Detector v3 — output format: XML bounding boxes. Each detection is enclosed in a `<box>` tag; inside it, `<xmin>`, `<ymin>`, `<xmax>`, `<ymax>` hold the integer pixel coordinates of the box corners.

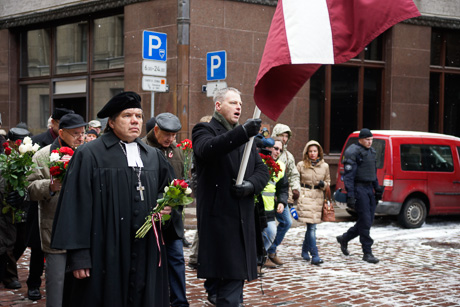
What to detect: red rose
<box><xmin>176</xmin><ymin>144</ymin><xmax>181</xmax><ymax>148</ymax></box>
<box><xmin>2</xmin><ymin>142</ymin><xmax>9</xmax><ymax>149</ymax></box>
<box><xmin>4</xmin><ymin>147</ymin><xmax>11</xmax><ymax>155</ymax></box>
<box><xmin>52</xmin><ymin>150</ymin><xmax>59</xmax><ymax>154</ymax></box>
<box><xmin>64</xmin><ymin>161</ymin><xmax>69</xmax><ymax>169</ymax></box>
<box><xmin>50</xmin><ymin>166</ymin><xmax>62</xmax><ymax>176</ymax></box>
<box><xmin>15</xmin><ymin>139</ymin><xmax>22</xmax><ymax>146</ymax></box>
<box><xmin>179</xmin><ymin>180</ymin><xmax>188</xmax><ymax>189</ymax></box>
<box><xmin>59</xmin><ymin>147</ymin><xmax>74</xmax><ymax>156</ymax></box>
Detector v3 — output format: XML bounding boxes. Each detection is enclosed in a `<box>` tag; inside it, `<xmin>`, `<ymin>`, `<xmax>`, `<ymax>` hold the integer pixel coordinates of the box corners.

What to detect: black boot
<box><xmin>182</xmin><ymin>237</ymin><xmax>191</xmax><ymax>248</ymax></box>
<box><xmin>336</xmin><ymin>235</ymin><xmax>349</xmax><ymax>256</ymax></box>
<box><xmin>363</xmin><ymin>253</ymin><xmax>379</xmax><ymax>264</ymax></box>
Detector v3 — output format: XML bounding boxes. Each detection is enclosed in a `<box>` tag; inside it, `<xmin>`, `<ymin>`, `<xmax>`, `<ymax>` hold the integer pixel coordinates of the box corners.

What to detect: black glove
<box><xmin>347</xmin><ymin>197</ymin><xmax>356</xmax><ymax>209</ymax></box>
<box><xmin>292</xmin><ymin>189</ymin><xmax>300</xmax><ymax>201</ymax></box>
<box><xmin>231</xmin><ymin>180</ymin><xmax>255</xmax><ymax>199</ymax></box>
<box><xmin>5</xmin><ymin>191</ymin><xmax>25</xmax><ymax>208</ymax></box>
<box><xmin>242</xmin><ymin>119</ymin><xmax>262</xmax><ymax>138</ymax></box>
<box><xmin>318</xmin><ymin>180</ymin><xmax>325</xmax><ymax>188</ymax></box>
<box><xmin>374</xmin><ymin>186</ymin><xmax>384</xmax><ymax>201</ymax></box>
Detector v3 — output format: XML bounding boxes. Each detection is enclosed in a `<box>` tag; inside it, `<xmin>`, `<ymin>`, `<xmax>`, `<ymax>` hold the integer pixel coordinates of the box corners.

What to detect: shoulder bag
<box><xmin>321</xmin><ymin>185</ymin><xmax>336</xmax><ymax>222</ymax></box>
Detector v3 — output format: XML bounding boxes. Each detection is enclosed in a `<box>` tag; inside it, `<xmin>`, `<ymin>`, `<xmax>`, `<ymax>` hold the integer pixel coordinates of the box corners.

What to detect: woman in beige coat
<box><xmin>297</xmin><ymin>140</ymin><xmax>330</xmax><ymax>265</ymax></box>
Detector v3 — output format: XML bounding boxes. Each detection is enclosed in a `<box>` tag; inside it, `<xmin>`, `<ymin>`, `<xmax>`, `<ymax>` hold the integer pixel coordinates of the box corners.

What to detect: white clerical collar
<box><xmin>120</xmin><ymin>141</ymin><xmax>144</xmax><ymax>167</ymax></box>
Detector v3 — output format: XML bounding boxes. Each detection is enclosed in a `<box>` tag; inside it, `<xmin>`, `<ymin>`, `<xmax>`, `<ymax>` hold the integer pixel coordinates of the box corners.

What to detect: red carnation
<box><xmin>50</xmin><ymin>166</ymin><xmax>62</xmax><ymax>176</ymax></box>
<box><xmin>2</xmin><ymin>142</ymin><xmax>9</xmax><ymax>149</ymax></box>
<box><xmin>52</xmin><ymin>150</ymin><xmax>59</xmax><ymax>154</ymax></box>
<box><xmin>59</xmin><ymin>147</ymin><xmax>74</xmax><ymax>156</ymax></box>
<box><xmin>64</xmin><ymin>161</ymin><xmax>69</xmax><ymax>169</ymax></box>
<box><xmin>4</xmin><ymin>147</ymin><xmax>11</xmax><ymax>155</ymax></box>
<box><xmin>15</xmin><ymin>139</ymin><xmax>22</xmax><ymax>146</ymax></box>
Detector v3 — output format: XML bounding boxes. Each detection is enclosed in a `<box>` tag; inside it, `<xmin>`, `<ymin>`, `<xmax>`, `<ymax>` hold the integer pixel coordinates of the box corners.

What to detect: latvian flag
<box><xmin>254</xmin><ymin>0</ymin><xmax>421</xmax><ymax>121</ymax></box>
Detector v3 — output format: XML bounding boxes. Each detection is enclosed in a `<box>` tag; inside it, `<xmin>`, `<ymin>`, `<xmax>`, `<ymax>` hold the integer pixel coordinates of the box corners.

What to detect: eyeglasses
<box><xmin>273</xmin><ymin>147</ymin><xmax>283</xmax><ymax>152</ymax></box>
<box><xmin>64</xmin><ymin>130</ymin><xmax>85</xmax><ymax>139</ymax></box>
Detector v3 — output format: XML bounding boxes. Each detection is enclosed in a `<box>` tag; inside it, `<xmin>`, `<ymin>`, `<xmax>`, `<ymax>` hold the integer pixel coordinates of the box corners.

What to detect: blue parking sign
<box><xmin>143</xmin><ymin>31</ymin><xmax>167</xmax><ymax>62</ymax></box>
<box><xmin>207</xmin><ymin>51</ymin><xmax>227</xmax><ymax>81</ymax></box>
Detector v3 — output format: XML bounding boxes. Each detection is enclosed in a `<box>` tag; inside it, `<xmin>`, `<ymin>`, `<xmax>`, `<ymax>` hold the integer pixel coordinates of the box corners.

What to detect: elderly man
<box><xmin>142</xmin><ymin>112</ymin><xmax>189</xmax><ymax>307</ymax></box>
<box><xmin>28</xmin><ymin>113</ymin><xmax>87</xmax><ymax>306</ymax></box>
<box><xmin>51</xmin><ymin>92</ymin><xmax>172</xmax><ymax>307</ymax></box>
<box><xmin>87</xmin><ymin>119</ymin><xmax>102</xmax><ymax>135</ymax></box>
<box><xmin>192</xmin><ymin>87</ymin><xmax>269</xmax><ymax>306</ymax></box>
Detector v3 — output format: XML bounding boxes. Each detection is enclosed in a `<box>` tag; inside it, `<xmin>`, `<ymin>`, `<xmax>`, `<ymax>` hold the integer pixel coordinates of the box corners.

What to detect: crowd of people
<box><xmin>0</xmin><ymin>87</ymin><xmax>383</xmax><ymax>306</ymax></box>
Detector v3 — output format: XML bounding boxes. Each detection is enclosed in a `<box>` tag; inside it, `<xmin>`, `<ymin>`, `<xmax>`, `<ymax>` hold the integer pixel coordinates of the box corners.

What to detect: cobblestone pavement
<box><xmin>2</xmin><ymin>215</ymin><xmax>460</xmax><ymax>306</ymax></box>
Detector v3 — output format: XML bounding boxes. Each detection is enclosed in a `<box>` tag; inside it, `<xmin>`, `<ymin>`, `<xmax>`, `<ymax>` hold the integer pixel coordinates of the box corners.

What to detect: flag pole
<box><xmin>236</xmin><ymin>106</ymin><xmax>261</xmax><ymax>185</ymax></box>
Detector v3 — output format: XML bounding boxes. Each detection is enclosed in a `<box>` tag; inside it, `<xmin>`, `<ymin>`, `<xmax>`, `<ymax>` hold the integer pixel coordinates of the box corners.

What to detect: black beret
<box><xmin>146</xmin><ymin>117</ymin><xmax>157</xmax><ymax>134</ymax></box>
<box><xmin>155</xmin><ymin>113</ymin><xmax>182</xmax><ymax>133</ymax></box>
<box><xmin>52</xmin><ymin>108</ymin><xmax>75</xmax><ymax>120</ymax></box>
<box><xmin>59</xmin><ymin>114</ymin><xmax>87</xmax><ymax>130</ymax></box>
<box><xmin>359</xmin><ymin>128</ymin><xmax>373</xmax><ymax>139</ymax></box>
<box><xmin>7</xmin><ymin>127</ymin><xmax>31</xmax><ymax>141</ymax></box>
<box><xmin>97</xmin><ymin>91</ymin><xmax>142</xmax><ymax>118</ymax></box>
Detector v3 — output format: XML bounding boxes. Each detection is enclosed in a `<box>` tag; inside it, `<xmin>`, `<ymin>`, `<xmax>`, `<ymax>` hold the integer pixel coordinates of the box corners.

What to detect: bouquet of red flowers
<box><xmin>49</xmin><ymin>147</ymin><xmax>74</xmax><ymax>182</ymax></box>
<box><xmin>176</xmin><ymin>139</ymin><xmax>193</xmax><ymax>180</ymax></box>
<box><xmin>136</xmin><ymin>179</ymin><xmax>193</xmax><ymax>238</ymax></box>
<box><xmin>1</xmin><ymin>137</ymin><xmax>40</xmax><ymax>222</ymax></box>
<box><xmin>259</xmin><ymin>152</ymin><xmax>282</xmax><ymax>180</ymax></box>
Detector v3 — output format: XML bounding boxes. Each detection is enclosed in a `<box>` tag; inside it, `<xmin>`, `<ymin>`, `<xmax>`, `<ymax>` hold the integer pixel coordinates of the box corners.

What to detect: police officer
<box><xmin>336</xmin><ymin>128</ymin><xmax>383</xmax><ymax>264</ymax></box>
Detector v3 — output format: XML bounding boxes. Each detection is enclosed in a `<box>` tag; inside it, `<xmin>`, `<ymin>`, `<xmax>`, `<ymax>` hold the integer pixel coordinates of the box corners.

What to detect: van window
<box><xmin>341</xmin><ymin>137</ymin><xmax>385</xmax><ymax>169</ymax></box>
<box><xmin>401</xmin><ymin>144</ymin><xmax>454</xmax><ymax>172</ymax></box>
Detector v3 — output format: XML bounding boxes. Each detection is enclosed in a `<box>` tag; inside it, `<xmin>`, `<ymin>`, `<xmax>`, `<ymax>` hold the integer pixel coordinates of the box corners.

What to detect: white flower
<box><xmin>164</xmin><ymin>186</ymin><xmax>169</xmax><ymax>193</ymax></box>
<box><xmin>18</xmin><ymin>144</ymin><xmax>27</xmax><ymax>154</ymax></box>
<box><xmin>185</xmin><ymin>187</ymin><xmax>192</xmax><ymax>195</ymax></box>
<box><xmin>23</xmin><ymin>136</ymin><xmax>33</xmax><ymax>145</ymax></box>
<box><xmin>25</xmin><ymin>143</ymin><xmax>33</xmax><ymax>152</ymax></box>
<box><xmin>50</xmin><ymin>152</ymin><xmax>60</xmax><ymax>162</ymax></box>
<box><xmin>32</xmin><ymin>144</ymin><xmax>40</xmax><ymax>152</ymax></box>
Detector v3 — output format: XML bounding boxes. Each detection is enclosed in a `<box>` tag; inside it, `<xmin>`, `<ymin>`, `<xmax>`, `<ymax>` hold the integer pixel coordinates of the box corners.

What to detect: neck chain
<box><xmin>119</xmin><ymin>141</ymin><xmax>145</xmax><ymax>201</ymax></box>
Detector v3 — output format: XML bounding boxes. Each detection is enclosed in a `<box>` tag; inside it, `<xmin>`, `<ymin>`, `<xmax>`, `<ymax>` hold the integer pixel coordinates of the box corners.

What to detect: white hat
<box><xmin>88</xmin><ymin>120</ymin><xmax>102</xmax><ymax>128</ymax></box>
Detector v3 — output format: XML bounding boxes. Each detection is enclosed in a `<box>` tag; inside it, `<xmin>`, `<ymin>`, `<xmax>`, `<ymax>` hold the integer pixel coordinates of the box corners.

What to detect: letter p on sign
<box><xmin>207</xmin><ymin>51</ymin><xmax>227</xmax><ymax>81</ymax></box>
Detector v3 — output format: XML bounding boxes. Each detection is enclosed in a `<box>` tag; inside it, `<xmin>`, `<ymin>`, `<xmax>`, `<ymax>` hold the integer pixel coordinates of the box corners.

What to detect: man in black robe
<box><xmin>192</xmin><ymin>87</ymin><xmax>269</xmax><ymax>306</ymax></box>
<box><xmin>51</xmin><ymin>92</ymin><xmax>172</xmax><ymax>307</ymax></box>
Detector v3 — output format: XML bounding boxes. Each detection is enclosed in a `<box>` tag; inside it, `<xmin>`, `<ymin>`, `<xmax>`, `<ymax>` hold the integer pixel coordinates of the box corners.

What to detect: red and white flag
<box><xmin>254</xmin><ymin>0</ymin><xmax>421</xmax><ymax>121</ymax></box>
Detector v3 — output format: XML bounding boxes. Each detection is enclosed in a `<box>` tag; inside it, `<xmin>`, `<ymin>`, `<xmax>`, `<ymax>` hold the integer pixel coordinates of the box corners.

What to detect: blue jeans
<box><xmin>165</xmin><ymin>239</ymin><xmax>189</xmax><ymax>307</ymax></box>
<box><xmin>302</xmin><ymin>223</ymin><xmax>320</xmax><ymax>261</ymax></box>
<box><xmin>267</xmin><ymin>205</ymin><xmax>292</xmax><ymax>254</ymax></box>
<box><xmin>262</xmin><ymin>221</ymin><xmax>277</xmax><ymax>252</ymax></box>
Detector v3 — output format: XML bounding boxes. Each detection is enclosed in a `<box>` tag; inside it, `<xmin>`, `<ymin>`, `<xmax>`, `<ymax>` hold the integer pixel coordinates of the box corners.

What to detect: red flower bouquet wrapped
<box><xmin>48</xmin><ymin>147</ymin><xmax>74</xmax><ymax>182</ymax></box>
<box><xmin>176</xmin><ymin>139</ymin><xmax>193</xmax><ymax>179</ymax></box>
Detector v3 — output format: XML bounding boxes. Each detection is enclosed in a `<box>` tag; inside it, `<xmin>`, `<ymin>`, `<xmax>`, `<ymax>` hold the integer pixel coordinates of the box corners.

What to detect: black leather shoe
<box><xmin>207</xmin><ymin>294</ymin><xmax>217</xmax><ymax>305</ymax></box>
<box><xmin>311</xmin><ymin>258</ymin><xmax>324</xmax><ymax>266</ymax></box>
<box><xmin>182</xmin><ymin>238</ymin><xmax>191</xmax><ymax>248</ymax></box>
<box><xmin>5</xmin><ymin>280</ymin><xmax>21</xmax><ymax>289</ymax></box>
<box><xmin>28</xmin><ymin>287</ymin><xmax>42</xmax><ymax>300</ymax></box>
<box><xmin>188</xmin><ymin>262</ymin><xmax>197</xmax><ymax>270</ymax></box>
<box><xmin>363</xmin><ymin>253</ymin><xmax>380</xmax><ymax>264</ymax></box>
<box><xmin>336</xmin><ymin>235</ymin><xmax>350</xmax><ymax>256</ymax></box>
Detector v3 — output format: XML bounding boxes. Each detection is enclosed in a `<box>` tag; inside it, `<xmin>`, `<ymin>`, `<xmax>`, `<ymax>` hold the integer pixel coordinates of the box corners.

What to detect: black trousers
<box><xmin>206</xmin><ymin>278</ymin><xmax>243</xmax><ymax>307</ymax></box>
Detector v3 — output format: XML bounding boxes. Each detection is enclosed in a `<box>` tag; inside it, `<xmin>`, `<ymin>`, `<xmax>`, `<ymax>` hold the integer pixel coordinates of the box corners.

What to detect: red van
<box><xmin>336</xmin><ymin>130</ymin><xmax>460</xmax><ymax>228</ymax></box>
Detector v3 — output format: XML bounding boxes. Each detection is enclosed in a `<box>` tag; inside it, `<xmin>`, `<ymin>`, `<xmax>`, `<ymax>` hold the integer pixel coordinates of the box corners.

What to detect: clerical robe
<box><xmin>51</xmin><ymin>131</ymin><xmax>172</xmax><ymax>307</ymax></box>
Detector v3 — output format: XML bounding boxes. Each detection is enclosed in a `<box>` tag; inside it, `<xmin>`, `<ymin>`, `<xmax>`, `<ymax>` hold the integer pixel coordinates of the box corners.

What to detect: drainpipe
<box><xmin>177</xmin><ymin>0</ymin><xmax>190</xmax><ymax>140</ymax></box>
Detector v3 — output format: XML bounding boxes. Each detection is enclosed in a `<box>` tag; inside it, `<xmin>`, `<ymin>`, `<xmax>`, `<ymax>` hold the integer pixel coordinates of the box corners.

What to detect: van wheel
<box><xmin>398</xmin><ymin>198</ymin><xmax>426</xmax><ymax>228</ymax></box>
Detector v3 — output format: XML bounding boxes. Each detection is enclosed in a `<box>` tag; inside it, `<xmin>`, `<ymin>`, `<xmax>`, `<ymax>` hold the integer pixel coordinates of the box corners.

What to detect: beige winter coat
<box><xmin>296</xmin><ymin>141</ymin><xmax>331</xmax><ymax>224</ymax></box>
<box><xmin>27</xmin><ymin>145</ymin><xmax>65</xmax><ymax>254</ymax></box>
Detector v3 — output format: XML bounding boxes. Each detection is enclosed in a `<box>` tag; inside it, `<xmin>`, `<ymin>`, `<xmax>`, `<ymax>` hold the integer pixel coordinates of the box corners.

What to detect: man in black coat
<box><xmin>192</xmin><ymin>87</ymin><xmax>269</xmax><ymax>306</ymax></box>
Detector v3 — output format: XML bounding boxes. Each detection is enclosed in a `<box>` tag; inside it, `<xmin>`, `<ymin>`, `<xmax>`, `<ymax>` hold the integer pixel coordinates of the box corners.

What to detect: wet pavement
<box><xmin>2</xmin><ymin>209</ymin><xmax>460</xmax><ymax>306</ymax></box>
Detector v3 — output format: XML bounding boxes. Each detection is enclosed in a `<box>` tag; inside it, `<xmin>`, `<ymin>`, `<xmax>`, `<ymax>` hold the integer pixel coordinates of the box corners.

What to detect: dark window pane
<box><xmin>330</xmin><ymin>66</ymin><xmax>358</xmax><ymax>153</ymax></box>
<box><xmin>422</xmin><ymin>145</ymin><xmax>454</xmax><ymax>172</ymax></box>
<box><xmin>93</xmin><ymin>15</ymin><xmax>124</xmax><ymax>70</ymax></box>
<box><xmin>55</xmin><ymin>22</ymin><xmax>88</xmax><ymax>74</ymax></box>
<box><xmin>363</xmin><ymin>68</ymin><xmax>382</xmax><ymax>129</ymax></box>
<box><xmin>445</xmin><ymin>31</ymin><xmax>460</xmax><ymax>68</ymax></box>
<box><xmin>364</xmin><ymin>35</ymin><xmax>383</xmax><ymax>61</ymax></box>
<box><xmin>443</xmin><ymin>74</ymin><xmax>460</xmax><ymax>137</ymax></box>
<box><xmin>431</xmin><ymin>29</ymin><xmax>442</xmax><ymax>66</ymax></box>
<box><xmin>20</xmin><ymin>84</ymin><xmax>50</xmax><ymax>135</ymax></box>
<box><xmin>309</xmin><ymin>66</ymin><xmax>325</xmax><ymax>143</ymax></box>
<box><xmin>400</xmin><ymin>145</ymin><xmax>423</xmax><ymax>171</ymax></box>
<box><xmin>20</xmin><ymin>29</ymin><xmax>51</xmax><ymax>77</ymax></box>
<box><xmin>429</xmin><ymin>72</ymin><xmax>440</xmax><ymax>133</ymax></box>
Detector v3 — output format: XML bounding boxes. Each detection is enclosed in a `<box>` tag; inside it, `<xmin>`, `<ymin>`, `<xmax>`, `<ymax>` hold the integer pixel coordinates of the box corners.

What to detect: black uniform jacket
<box><xmin>51</xmin><ymin>131</ymin><xmax>172</xmax><ymax>307</ymax></box>
<box><xmin>192</xmin><ymin>118</ymin><xmax>269</xmax><ymax>282</ymax></box>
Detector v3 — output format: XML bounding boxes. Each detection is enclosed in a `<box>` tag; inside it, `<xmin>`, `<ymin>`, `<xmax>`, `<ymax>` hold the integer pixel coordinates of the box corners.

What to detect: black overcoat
<box><xmin>51</xmin><ymin>131</ymin><xmax>172</xmax><ymax>307</ymax></box>
<box><xmin>192</xmin><ymin>118</ymin><xmax>269</xmax><ymax>281</ymax></box>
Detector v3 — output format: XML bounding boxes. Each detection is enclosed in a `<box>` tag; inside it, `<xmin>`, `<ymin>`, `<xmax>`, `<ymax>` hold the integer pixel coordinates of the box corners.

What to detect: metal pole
<box><xmin>236</xmin><ymin>106</ymin><xmax>261</xmax><ymax>185</ymax></box>
<box><xmin>150</xmin><ymin>92</ymin><xmax>155</xmax><ymax>118</ymax></box>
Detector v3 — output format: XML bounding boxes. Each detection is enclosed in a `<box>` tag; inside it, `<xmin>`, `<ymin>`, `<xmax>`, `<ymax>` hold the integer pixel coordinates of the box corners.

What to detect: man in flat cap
<box><xmin>142</xmin><ymin>112</ymin><xmax>189</xmax><ymax>307</ymax></box>
<box><xmin>22</xmin><ymin>107</ymin><xmax>75</xmax><ymax>301</ymax></box>
<box><xmin>336</xmin><ymin>128</ymin><xmax>384</xmax><ymax>264</ymax></box>
<box><xmin>51</xmin><ymin>91</ymin><xmax>172</xmax><ymax>307</ymax></box>
<box><xmin>88</xmin><ymin>120</ymin><xmax>102</xmax><ymax>135</ymax></box>
<box><xmin>28</xmin><ymin>113</ymin><xmax>87</xmax><ymax>306</ymax></box>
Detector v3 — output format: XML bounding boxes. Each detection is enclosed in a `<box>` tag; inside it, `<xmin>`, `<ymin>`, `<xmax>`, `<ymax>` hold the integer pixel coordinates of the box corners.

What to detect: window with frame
<box><xmin>429</xmin><ymin>28</ymin><xmax>460</xmax><ymax>137</ymax></box>
<box><xmin>309</xmin><ymin>35</ymin><xmax>384</xmax><ymax>154</ymax></box>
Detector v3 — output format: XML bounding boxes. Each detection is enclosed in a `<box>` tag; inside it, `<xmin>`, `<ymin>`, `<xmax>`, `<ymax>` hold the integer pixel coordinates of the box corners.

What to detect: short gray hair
<box><xmin>213</xmin><ymin>87</ymin><xmax>241</xmax><ymax>104</ymax></box>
